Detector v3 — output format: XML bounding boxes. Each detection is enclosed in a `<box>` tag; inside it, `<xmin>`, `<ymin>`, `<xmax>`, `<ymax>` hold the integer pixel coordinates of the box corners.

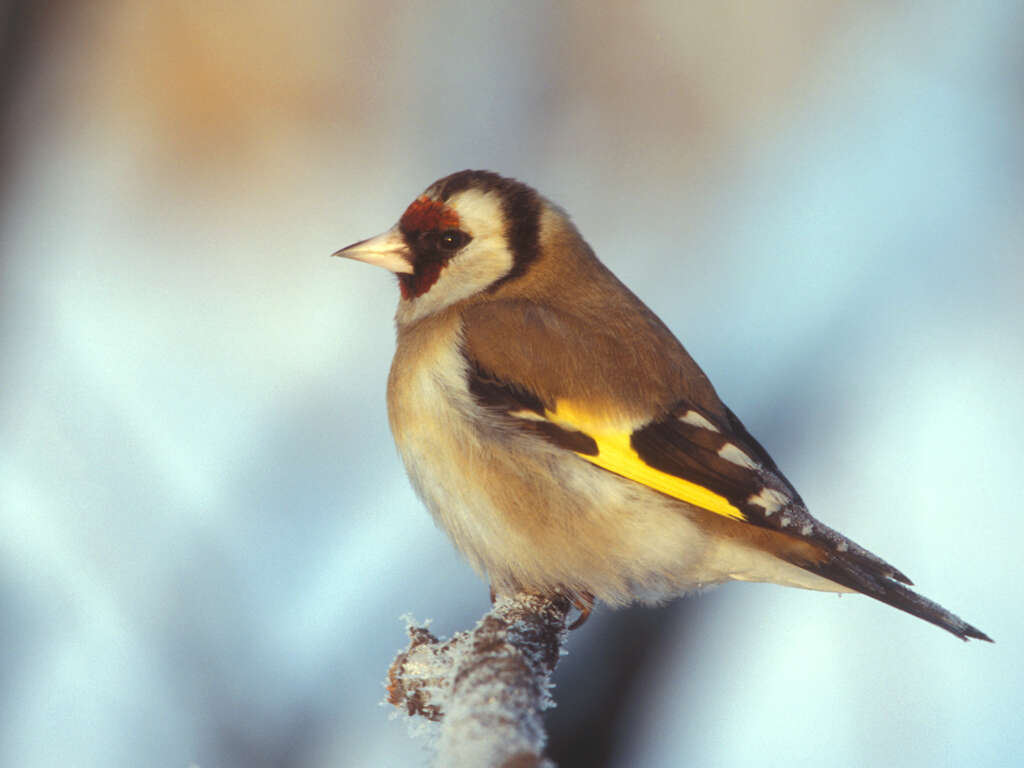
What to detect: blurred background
<box><xmin>1</xmin><ymin>1</ymin><xmax>1021</xmax><ymax>766</ymax></box>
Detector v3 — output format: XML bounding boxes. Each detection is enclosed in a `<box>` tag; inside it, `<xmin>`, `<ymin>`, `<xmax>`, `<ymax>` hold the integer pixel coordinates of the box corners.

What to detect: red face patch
<box><xmin>398</xmin><ymin>261</ymin><xmax>443</xmax><ymax>300</ymax></box>
<box><xmin>399</xmin><ymin>195</ymin><xmax>460</xmax><ymax>234</ymax></box>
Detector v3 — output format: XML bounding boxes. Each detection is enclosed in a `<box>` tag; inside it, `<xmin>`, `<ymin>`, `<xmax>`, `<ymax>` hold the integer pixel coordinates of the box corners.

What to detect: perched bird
<box><xmin>334</xmin><ymin>170</ymin><xmax>990</xmax><ymax>641</ymax></box>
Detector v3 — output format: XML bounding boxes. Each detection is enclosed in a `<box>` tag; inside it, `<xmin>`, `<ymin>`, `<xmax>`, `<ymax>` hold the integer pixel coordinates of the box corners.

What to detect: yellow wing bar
<box><xmin>547</xmin><ymin>401</ymin><xmax>747</xmax><ymax>522</ymax></box>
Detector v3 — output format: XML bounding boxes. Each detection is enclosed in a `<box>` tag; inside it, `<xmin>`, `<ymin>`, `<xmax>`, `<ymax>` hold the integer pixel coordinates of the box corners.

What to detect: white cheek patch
<box><xmin>395</xmin><ymin>242</ymin><xmax>514</xmax><ymax>324</ymax></box>
<box><xmin>396</xmin><ymin>189</ymin><xmax>515</xmax><ymax>325</ymax></box>
<box><xmin>449</xmin><ymin>237</ymin><xmax>514</xmax><ymax>288</ymax></box>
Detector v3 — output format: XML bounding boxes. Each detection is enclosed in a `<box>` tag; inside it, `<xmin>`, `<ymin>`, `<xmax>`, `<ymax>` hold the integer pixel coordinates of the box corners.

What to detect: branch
<box><xmin>386</xmin><ymin>592</ymin><xmax>573</xmax><ymax>768</ymax></box>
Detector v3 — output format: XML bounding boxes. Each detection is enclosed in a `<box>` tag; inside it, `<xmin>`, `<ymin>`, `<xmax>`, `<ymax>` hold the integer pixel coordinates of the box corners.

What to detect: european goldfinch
<box><xmin>335</xmin><ymin>170</ymin><xmax>990</xmax><ymax>641</ymax></box>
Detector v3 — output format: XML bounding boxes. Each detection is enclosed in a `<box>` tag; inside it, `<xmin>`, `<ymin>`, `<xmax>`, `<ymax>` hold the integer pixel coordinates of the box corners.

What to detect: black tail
<box><xmin>800</xmin><ymin>557</ymin><xmax>992</xmax><ymax>642</ymax></box>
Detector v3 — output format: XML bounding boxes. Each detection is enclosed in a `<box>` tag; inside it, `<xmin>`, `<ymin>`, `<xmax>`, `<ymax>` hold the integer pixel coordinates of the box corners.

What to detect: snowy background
<box><xmin>1</xmin><ymin>2</ymin><xmax>1021</xmax><ymax>766</ymax></box>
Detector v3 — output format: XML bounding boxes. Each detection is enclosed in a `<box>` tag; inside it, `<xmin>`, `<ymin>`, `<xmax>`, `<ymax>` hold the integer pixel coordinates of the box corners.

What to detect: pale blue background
<box><xmin>1</xmin><ymin>2</ymin><xmax>1020</xmax><ymax>766</ymax></box>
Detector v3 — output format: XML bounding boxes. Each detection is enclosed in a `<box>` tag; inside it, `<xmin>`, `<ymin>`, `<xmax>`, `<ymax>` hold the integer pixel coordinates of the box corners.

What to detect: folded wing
<box><xmin>465</xmin><ymin>353</ymin><xmax>991</xmax><ymax>642</ymax></box>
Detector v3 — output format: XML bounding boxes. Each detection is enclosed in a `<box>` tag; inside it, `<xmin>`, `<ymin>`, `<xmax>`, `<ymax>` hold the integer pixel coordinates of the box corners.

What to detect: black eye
<box><xmin>438</xmin><ymin>229</ymin><xmax>469</xmax><ymax>251</ymax></box>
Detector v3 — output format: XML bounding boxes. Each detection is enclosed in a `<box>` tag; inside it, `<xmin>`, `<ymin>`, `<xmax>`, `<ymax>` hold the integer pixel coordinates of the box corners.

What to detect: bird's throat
<box><xmin>399</xmin><ymin>260</ymin><xmax>445</xmax><ymax>300</ymax></box>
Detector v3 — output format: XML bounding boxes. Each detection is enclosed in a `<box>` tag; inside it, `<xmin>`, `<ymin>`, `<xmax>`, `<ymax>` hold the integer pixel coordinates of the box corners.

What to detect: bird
<box><xmin>333</xmin><ymin>169</ymin><xmax>990</xmax><ymax>642</ymax></box>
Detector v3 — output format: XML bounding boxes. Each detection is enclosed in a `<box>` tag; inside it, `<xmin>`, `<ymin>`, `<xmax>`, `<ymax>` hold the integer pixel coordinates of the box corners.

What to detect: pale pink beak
<box><xmin>332</xmin><ymin>226</ymin><xmax>414</xmax><ymax>274</ymax></box>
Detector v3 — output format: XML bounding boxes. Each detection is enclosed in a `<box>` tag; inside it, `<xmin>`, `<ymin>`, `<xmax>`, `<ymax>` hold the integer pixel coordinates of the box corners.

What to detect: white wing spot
<box><xmin>679</xmin><ymin>410</ymin><xmax>719</xmax><ymax>432</ymax></box>
<box><xmin>746</xmin><ymin>487</ymin><xmax>788</xmax><ymax>516</ymax></box>
<box><xmin>718</xmin><ymin>443</ymin><xmax>759</xmax><ymax>469</ymax></box>
<box><xmin>836</xmin><ymin>541</ymin><xmax>849</xmax><ymax>552</ymax></box>
<box><xmin>779</xmin><ymin>516</ymin><xmax>791</xmax><ymax>527</ymax></box>
<box><xmin>800</xmin><ymin>524</ymin><xmax>813</xmax><ymax>536</ymax></box>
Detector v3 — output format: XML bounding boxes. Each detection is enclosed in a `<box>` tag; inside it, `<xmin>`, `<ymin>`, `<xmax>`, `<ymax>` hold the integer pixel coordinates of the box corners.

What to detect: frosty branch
<box><xmin>386</xmin><ymin>592</ymin><xmax>573</xmax><ymax>768</ymax></box>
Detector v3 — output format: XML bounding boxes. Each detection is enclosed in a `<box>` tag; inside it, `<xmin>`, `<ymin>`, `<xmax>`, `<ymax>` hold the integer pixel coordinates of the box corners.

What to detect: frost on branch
<box><xmin>386</xmin><ymin>593</ymin><xmax>573</xmax><ymax>768</ymax></box>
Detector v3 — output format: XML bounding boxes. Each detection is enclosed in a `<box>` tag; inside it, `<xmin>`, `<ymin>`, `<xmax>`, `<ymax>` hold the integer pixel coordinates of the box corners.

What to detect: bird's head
<box><xmin>334</xmin><ymin>171</ymin><xmax>549</xmax><ymax>324</ymax></box>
